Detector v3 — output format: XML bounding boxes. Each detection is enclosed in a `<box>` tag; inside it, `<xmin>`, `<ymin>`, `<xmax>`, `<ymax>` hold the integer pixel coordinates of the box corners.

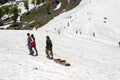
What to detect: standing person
<box><xmin>119</xmin><ymin>42</ymin><xmax>120</xmax><ymax>47</ymax></box>
<box><xmin>45</xmin><ymin>36</ymin><xmax>53</xmax><ymax>59</ymax></box>
<box><xmin>93</xmin><ymin>32</ymin><xmax>95</xmax><ymax>37</ymax></box>
<box><xmin>30</xmin><ymin>34</ymin><xmax>38</xmax><ymax>56</ymax></box>
<box><xmin>27</xmin><ymin>33</ymin><xmax>34</xmax><ymax>55</ymax></box>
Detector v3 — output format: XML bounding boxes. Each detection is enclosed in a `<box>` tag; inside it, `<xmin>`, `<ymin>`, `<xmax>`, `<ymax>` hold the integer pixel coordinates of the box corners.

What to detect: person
<box><xmin>27</xmin><ymin>33</ymin><xmax>34</xmax><ymax>55</ymax></box>
<box><xmin>119</xmin><ymin>42</ymin><xmax>120</xmax><ymax>47</ymax></box>
<box><xmin>45</xmin><ymin>36</ymin><xmax>53</xmax><ymax>59</ymax></box>
<box><xmin>30</xmin><ymin>34</ymin><xmax>38</xmax><ymax>56</ymax></box>
<box><xmin>93</xmin><ymin>32</ymin><xmax>95</xmax><ymax>37</ymax></box>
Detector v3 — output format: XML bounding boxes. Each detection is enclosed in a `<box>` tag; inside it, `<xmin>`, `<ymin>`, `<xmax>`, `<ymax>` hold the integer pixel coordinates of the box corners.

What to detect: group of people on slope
<box><xmin>27</xmin><ymin>33</ymin><xmax>38</xmax><ymax>56</ymax></box>
<box><xmin>27</xmin><ymin>33</ymin><xmax>53</xmax><ymax>59</ymax></box>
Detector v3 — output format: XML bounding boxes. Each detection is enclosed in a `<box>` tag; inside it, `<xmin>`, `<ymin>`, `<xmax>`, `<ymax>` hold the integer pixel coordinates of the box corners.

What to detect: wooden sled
<box><xmin>54</xmin><ymin>58</ymin><xmax>70</xmax><ymax>66</ymax></box>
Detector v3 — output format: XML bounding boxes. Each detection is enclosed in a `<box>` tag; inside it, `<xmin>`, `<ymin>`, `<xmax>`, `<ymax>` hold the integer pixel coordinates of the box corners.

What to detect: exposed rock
<box><xmin>0</xmin><ymin>0</ymin><xmax>15</xmax><ymax>4</ymax></box>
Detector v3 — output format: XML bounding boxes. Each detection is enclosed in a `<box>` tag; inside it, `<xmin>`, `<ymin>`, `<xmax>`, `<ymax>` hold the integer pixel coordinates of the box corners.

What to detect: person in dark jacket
<box><xmin>46</xmin><ymin>36</ymin><xmax>53</xmax><ymax>59</ymax></box>
<box><xmin>30</xmin><ymin>34</ymin><xmax>38</xmax><ymax>56</ymax></box>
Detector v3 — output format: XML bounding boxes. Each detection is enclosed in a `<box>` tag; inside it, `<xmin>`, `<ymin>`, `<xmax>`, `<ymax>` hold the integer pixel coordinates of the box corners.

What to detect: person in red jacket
<box><xmin>30</xmin><ymin>34</ymin><xmax>38</xmax><ymax>56</ymax></box>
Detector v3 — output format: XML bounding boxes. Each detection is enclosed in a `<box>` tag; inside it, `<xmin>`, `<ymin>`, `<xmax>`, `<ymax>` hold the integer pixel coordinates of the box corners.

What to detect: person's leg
<box><xmin>50</xmin><ymin>48</ymin><xmax>53</xmax><ymax>59</ymax></box>
<box><xmin>28</xmin><ymin>45</ymin><xmax>34</xmax><ymax>55</ymax></box>
<box><xmin>50</xmin><ymin>49</ymin><xmax>53</xmax><ymax>57</ymax></box>
<box><xmin>33</xmin><ymin>46</ymin><xmax>38</xmax><ymax>56</ymax></box>
<box><xmin>45</xmin><ymin>48</ymin><xmax>50</xmax><ymax>57</ymax></box>
<box><xmin>30</xmin><ymin>46</ymin><xmax>34</xmax><ymax>55</ymax></box>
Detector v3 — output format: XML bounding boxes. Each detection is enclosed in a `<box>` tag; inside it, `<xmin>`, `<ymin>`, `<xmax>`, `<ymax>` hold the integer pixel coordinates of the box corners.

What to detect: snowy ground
<box><xmin>0</xmin><ymin>0</ymin><xmax>120</xmax><ymax>80</ymax></box>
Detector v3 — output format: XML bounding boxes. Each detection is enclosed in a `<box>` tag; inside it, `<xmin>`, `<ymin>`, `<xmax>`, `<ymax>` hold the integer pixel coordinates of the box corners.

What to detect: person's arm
<box><xmin>51</xmin><ymin>40</ymin><xmax>53</xmax><ymax>47</ymax></box>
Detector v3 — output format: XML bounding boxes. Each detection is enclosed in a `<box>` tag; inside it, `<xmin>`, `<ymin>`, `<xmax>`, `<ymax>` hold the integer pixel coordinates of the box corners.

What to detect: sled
<box><xmin>54</xmin><ymin>58</ymin><xmax>70</xmax><ymax>66</ymax></box>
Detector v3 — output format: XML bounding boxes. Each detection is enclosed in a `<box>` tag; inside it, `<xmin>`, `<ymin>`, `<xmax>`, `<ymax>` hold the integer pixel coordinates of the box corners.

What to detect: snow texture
<box><xmin>0</xmin><ymin>0</ymin><xmax>120</xmax><ymax>80</ymax></box>
<box><xmin>53</xmin><ymin>2</ymin><xmax>61</xmax><ymax>11</ymax></box>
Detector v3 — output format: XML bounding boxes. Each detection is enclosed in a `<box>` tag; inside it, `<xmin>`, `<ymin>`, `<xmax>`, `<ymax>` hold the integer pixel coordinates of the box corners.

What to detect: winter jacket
<box><xmin>27</xmin><ymin>36</ymin><xmax>31</xmax><ymax>45</ymax></box>
<box><xmin>30</xmin><ymin>37</ymin><xmax>36</xmax><ymax>46</ymax></box>
<box><xmin>46</xmin><ymin>39</ymin><xmax>52</xmax><ymax>49</ymax></box>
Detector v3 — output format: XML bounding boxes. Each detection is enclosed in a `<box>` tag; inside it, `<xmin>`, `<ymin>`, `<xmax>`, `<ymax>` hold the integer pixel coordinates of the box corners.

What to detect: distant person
<box><xmin>30</xmin><ymin>34</ymin><xmax>38</xmax><ymax>56</ymax></box>
<box><xmin>45</xmin><ymin>36</ymin><xmax>53</xmax><ymax>59</ymax></box>
<box><xmin>27</xmin><ymin>33</ymin><xmax>33</xmax><ymax>55</ymax></box>
<box><xmin>119</xmin><ymin>42</ymin><xmax>120</xmax><ymax>47</ymax></box>
<box><xmin>93</xmin><ymin>32</ymin><xmax>95</xmax><ymax>37</ymax></box>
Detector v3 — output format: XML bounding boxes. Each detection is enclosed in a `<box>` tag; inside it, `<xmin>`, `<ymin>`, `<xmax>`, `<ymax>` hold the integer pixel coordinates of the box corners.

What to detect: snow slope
<box><xmin>0</xmin><ymin>0</ymin><xmax>120</xmax><ymax>80</ymax></box>
<box><xmin>41</xmin><ymin>0</ymin><xmax>120</xmax><ymax>43</ymax></box>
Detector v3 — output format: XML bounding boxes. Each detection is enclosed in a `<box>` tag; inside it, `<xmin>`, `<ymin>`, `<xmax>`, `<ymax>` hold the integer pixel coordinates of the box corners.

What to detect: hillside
<box><xmin>0</xmin><ymin>0</ymin><xmax>81</xmax><ymax>29</ymax></box>
<box><xmin>41</xmin><ymin>0</ymin><xmax>120</xmax><ymax>43</ymax></box>
<box><xmin>0</xmin><ymin>0</ymin><xmax>120</xmax><ymax>80</ymax></box>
